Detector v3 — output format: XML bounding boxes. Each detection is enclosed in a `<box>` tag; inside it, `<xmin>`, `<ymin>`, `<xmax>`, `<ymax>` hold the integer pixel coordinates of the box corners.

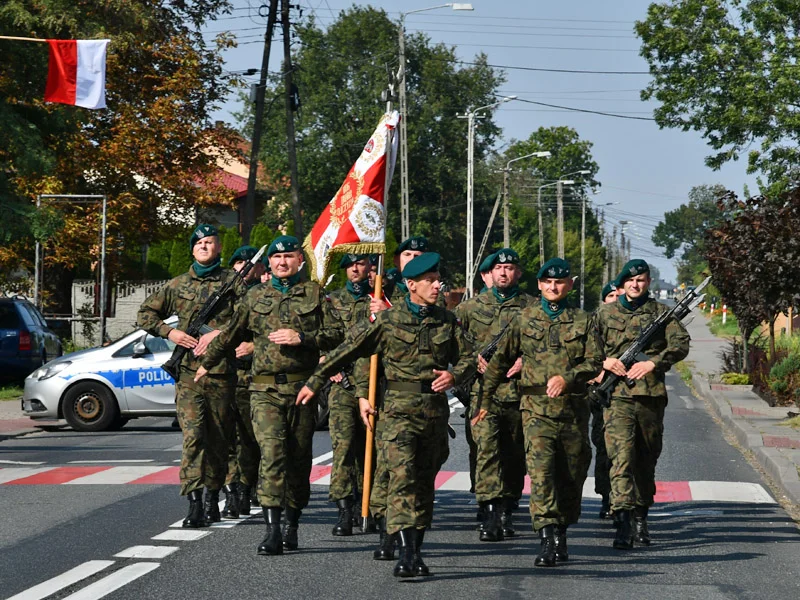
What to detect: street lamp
<box><xmin>461</xmin><ymin>95</ymin><xmax>517</xmax><ymax>298</ymax></box>
<box><xmin>537</xmin><ymin>179</ymin><xmax>574</xmax><ymax>266</ymax></box>
<box><xmin>398</xmin><ymin>3</ymin><xmax>474</xmax><ymax>240</ymax></box>
<box><xmin>556</xmin><ymin>169</ymin><xmax>591</xmax><ymax>258</ymax></box>
<box><xmin>578</xmin><ymin>194</ymin><xmax>616</xmax><ymax>309</ymax></box>
<box><xmin>502</xmin><ymin>151</ymin><xmax>551</xmax><ymax>247</ymax></box>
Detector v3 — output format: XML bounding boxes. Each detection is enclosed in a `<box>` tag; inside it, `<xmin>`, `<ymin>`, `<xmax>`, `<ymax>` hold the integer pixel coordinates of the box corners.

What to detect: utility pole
<box><xmin>282</xmin><ymin>0</ymin><xmax>303</xmax><ymax>240</ymax></box>
<box><xmin>611</xmin><ymin>225</ymin><xmax>618</xmax><ymax>275</ymax></box>
<box><xmin>242</xmin><ymin>0</ymin><xmax>279</xmax><ymax>244</ymax></box>
<box><xmin>502</xmin><ymin>167</ymin><xmax>510</xmax><ymax>247</ymax></box>
<box><xmin>466</xmin><ymin>110</ymin><xmax>475</xmax><ymax>297</ymax></box>
<box><xmin>537</xmin><ymin>189</ymin><xmax>545</xmax><ymax>267</ymax></box>
<box><xmin>556</xmin><ymin>180</ymin><xmax>565</xmax><ymax>258</ymax></box>
<box><xmin>580</xmin><ymin>193</ymin><xmax>586</xmax><ymax>309</ymax></box>
<box><xmin>398</xmin><ymin>16</ymin><xmax>410</xmax><ymax>241</ymax></box>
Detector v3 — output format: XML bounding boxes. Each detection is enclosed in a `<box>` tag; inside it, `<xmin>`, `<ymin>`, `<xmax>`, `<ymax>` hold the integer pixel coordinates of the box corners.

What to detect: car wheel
<box><xmin>315</xmin><ymin>383</ymin><xmax>330</xmax><ymax>431</ymax></box>
<box><xmin>62</xmin><ymin>382</ymin><xmax>121</xmax><ymax>432</ymax></box>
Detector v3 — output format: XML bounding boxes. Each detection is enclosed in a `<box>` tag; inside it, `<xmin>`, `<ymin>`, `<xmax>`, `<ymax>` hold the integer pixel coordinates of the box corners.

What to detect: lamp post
<box><xmin>537</xmin><ymin>179</ymin><xmax>574</xmax><ymax>267</ymax></box>
<box><xmin>461</xmin><ymin>95</ymin><xmax>516</xmax><ymax>298</ymax></box>
<box><xmin>556</xmin><ymin>169</ymin><xmax>591</xmax><ymax>258</ymax></box>
<box><xmin>579</xmin><ymin>197</ymin><xmax>617</xmax><ymax>309</ymax></box>
<box><xmin>398</xmin><ymin>3</ymin><xmax>473</xmax><ymax>241</ymax></box>
<box><xmin>502</xmin><ymin>151</ymin><xmax>551</xmax><ymax>247</ymax></box>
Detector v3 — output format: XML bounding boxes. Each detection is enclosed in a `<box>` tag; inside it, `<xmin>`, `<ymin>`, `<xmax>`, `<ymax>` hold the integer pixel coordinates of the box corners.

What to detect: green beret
<box><xmin>384</xmin><ymin>267</ymin><xmax>400</xmax><ymax>283</ymax></box>
<box><xmin>189</xmin><ymin>223</ymin><xmax>218</xmax><ymax>250</ymax></box>
<box><xmin>228</xmin><ymin>245</ymin><xmax>258</xmax><ymax>267</ymax></box>
<box><xmin>478</xmin><ymin>251</ymin><xmax>497</xmax><ymax>273</ymax></box>
<box><xmin>369</xmin><ymin>254</ymin><xmax>380</xmax><ymax>266</ymax></box>
<box><xmin>402</xmin><ymin>252</ymin><xmax>440</xmax><ymax>280</ymax></box>
<box><xmin>537</xmin><ymin>257</ymin><xmax>571</xmax><ymax>280</ymax></box>
<box><xmin>617</xmin><ymin>259</ymin><xmax>650</xmax><ymax>283</ymax></box>
<box><xmin>267</xmin><ymin>235</ymin><xmax>301</xmax><ymax>257</ymax></box>
<box><xmin>601</xmin><ymin>282</ymin><xmax>617</xmax><ymax>300</ymax></box>
<box><xmin>394</xmin><ymin>236</ymin><xmax>429</xmax><ymax>255</ymax></box>
<box><xmin>339</xmin><ymin>253</ymin><xmax>370</xmax><ymax>269</ymax></box>
<box><xmin>490</xmin><ymin>248</ymin><xmax>520</xmax><ymax>267</ymax></box>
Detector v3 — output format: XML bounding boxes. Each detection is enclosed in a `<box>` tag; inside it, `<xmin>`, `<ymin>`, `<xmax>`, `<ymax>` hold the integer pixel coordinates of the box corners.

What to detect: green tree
<box><xmin>219</xmin><ymin>226</ymin><xmax>242</xmax><ymax>266</ymax></box>
<box><xmin>237</xmin><ymin>6</ymin><xmax>504</xmax><ymax>287</ymax></box>
<box><xmin>636</xmin><ymin>1</ymin><xmax>800</xmax><ymax>188</ymax></box>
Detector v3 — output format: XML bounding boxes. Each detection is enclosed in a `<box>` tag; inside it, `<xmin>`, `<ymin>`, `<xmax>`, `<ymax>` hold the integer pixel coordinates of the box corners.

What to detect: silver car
<box><xmin>22</xmin><ymin>318</ymin><xmax>179</xmax><ymax>432</ymax></box>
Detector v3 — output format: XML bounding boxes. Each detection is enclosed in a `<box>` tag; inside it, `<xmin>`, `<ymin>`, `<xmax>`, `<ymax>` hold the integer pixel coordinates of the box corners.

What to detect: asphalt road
<box><xmin>1</xmin><ymin>372</ymin><xmax>798</xmax><ymax>600</ymax></box>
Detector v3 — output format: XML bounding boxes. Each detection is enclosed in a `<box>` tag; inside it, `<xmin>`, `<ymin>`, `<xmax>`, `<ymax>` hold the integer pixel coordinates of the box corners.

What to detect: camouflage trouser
<box><xmin>251</xmin><ymin>383</ymin><xmax>317</xmax><ymax>510</ymax></box>
<box><xmin>521</xmin><ymin>406</ymin><xmax>591</xmax><ymax>531</ymax></box>
<box><xmin>328</xmin><ymin>382</ymin><xmax>366</xmax><ymax>501</ymax></box>
<box><xmin>472</xmin><ymin>400</ymin><xmax>525</xmax><ymax>503</ymax></box>
<box><xmin>464</xmin><ymin>413</ymin><xmax>477</xmax><ymax>493</ymax></box>
<box><xmin>590</xmin><ymin>401</ymin><xmax>611</xmax><ymax>497</ymax></box>
<box><xmin>604</xmin><ymin>396</ymin><xmax>666</xmax><ymax>511</ymax></box>
<box><xmin>368</xmin><ymin>412</ymin><xmax>389</xmax><ymax>519</ymax></box>
<box><xmin>176</xmin><ymin>371</ymin><xmax>236</xmax><ymax>496</ymax></box>
<box><xmin>381</xmin><ymin>410</ymin><xmax>449</xmax><ymax>535</ymax></box>
<box><xmin>224</xmin><ymin>384</ymin><xmax>260</xmax><ymax>488</ymax></box>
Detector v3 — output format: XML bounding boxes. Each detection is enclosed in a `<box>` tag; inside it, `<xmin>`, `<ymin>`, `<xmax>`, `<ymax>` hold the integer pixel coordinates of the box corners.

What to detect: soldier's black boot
<box><xmin>534</xmin><ymin>525</ymin><xmax>557</xmax><ymax>567</ymax></box>
<box><xmin>332</xmin><ymin>497</ymin><xmax>354</xmax><ymax>536</ymax></box>
<box><xmin>613</xmin><ymin>509</ymin><xmax>635</xmax><ymax>549</ymax></box>
<box><xmin>476</xmin><ymin>502</ymin><xmax>486</xmax><ymax>525</ymax></box>
<box><xmin>479</xmin><ymin>500</ymin><xmax>504</xmax><ymax>542</ymax></box>
<box><xmin>599</xmin><ymin>495</ymin><xmax>611</xmax><ymax>519</ymax></box>
<box><xmin>257</xmin><ymin>507</ymin><xmax>283</xmax><ymax>555</ymax></box>
<box><xmin>554</xmin><ymin>524</ymin><xmax>569</xmax><ymax>562</ymax></box>
<box><xmin>412</xmin><ymin>528</ymin><xmax>430</xmax><ymax>576</ymax></box>
<box><xmin>393</xmin><ymin>528</ymin><xmax>417</xmax><ymax>578</ymax></box>
<box><xmin>221</xmin><ymin>484</ymin><xmax>239</xmax><ymax>519</ymax></box>
<box><xmin>283</xmin><ymin>506</ymin><xmax>301</xmax><ymax>551</ymax></box>
<box><xmin>373</xmin><ymin>516</ymin><xmax>396</xmax><ymax>561</ymax></box>
<box><xmin>501</xmin><ymin>498</ymin><xmax>516</xmax><ymax>538</ymax></box>
<box><xmin>203</xmin><ymin>489</ymin><xmax>221</xmax><ymax>523</ymax></box>
<box><xmin>238</xmin><ymin>485</ymin><xmax>252</xmax><ymax>516</ymax></box>
<box><xmin>634</xmin><ymin>506</ymin><xmax>651</xmax><ymax>546</ymax></box>
<box><xmin>182</xmin><ymin>489</ymin><xmax>208</xmax><ymax>528</ymax></box>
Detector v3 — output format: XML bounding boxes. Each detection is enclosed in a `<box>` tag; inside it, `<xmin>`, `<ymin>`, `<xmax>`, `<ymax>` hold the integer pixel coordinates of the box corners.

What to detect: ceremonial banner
<box><xmin>303</xmin><ymin>111</ymin><xmax>399</xmax><ymax>283</ymax></box>
<box><xmin>44</xmin><ymin>39</ymin><xmax>110</xmax><ymax>109</ymax></box>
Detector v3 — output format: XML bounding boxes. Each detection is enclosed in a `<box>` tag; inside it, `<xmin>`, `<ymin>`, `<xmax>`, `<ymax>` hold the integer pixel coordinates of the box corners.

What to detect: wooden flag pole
<box><xmin>0</xmin><ymin>35</ymin><xmax>48</xmax><ymax>42</ymax></box>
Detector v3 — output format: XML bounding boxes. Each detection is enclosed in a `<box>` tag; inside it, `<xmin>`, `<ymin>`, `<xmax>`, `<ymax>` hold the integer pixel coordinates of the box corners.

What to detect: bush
<box><xmin>720</xmin><ymin>372</ymin><xmax>750</xmax><ymax>385</ymax></box>
<box><xmin>768</xmin><ymin>352</ymin><xmax>800</xmax><ymax>407</ymax></box>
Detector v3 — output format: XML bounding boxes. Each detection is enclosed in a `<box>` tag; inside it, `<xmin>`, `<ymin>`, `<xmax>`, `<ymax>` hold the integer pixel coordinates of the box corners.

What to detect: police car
<box><xmin>22</xmin><ymin>318</ymin><xmax>180</xmax><ymax>431</ymax></box>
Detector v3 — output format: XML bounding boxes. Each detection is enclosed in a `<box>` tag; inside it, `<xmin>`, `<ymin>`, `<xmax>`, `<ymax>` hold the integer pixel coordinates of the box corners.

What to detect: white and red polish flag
<box><xmin>303</xmin><ymin>111</ymin><xmax>400</xmax><ymax>284</ymax></box>
<box><xmin>44</xmin><ymin>39</ymin><xmax>110</xmax><ymax>109</ymax></box>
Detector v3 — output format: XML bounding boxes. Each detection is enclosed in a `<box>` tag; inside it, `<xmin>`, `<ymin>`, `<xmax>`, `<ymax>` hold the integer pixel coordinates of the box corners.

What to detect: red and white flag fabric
<box><xmin>303</xmin><ymin>111</ymin><xmax>399</xmax><ymax>284</ymax></box>
<box><xmin>44</xmin><ymin>39</ymin><xmax>110</xmax><ymax>109</ymax></box>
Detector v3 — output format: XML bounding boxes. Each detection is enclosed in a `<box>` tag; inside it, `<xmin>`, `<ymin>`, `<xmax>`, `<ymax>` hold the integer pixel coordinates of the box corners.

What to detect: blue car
<box><xmin>0</xmin><ymin>297</ymin><xmax>62</xmax><ymax>382</ymax></box>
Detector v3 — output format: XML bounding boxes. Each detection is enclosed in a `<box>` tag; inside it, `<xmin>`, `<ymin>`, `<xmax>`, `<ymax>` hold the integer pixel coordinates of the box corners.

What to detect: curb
<box><xmin>692</xmin><ymin>372</ymin><xmax>800</xmax><ymax>506</ymax></box>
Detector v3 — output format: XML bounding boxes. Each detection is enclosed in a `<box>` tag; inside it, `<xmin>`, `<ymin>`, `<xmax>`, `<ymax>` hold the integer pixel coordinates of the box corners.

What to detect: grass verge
<box><xmin>0</xmin><ymin>385</ymin><xmax>23</xmax><ymax>401</ymax></box>
<box><xmin>778</xmin><ymin>415</ymin><xmax>800</xmax><ymax>430</ymax></box>
<box><xmin>674</xmin><ymin>360</ymin><xmax>694</xmax><ymax>385</ymax></box>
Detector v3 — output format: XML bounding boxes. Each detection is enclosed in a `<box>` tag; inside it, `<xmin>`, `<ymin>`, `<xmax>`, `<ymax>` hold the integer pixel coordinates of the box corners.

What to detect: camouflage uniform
<box><xmin>137</xmin><ymin>265</ymin><xmax>242</xmax><ymax>496</ymax></box>
<box><xmin>593</xmin><ymin>298</ymin><xmax>689</xmax><ymax>511</ymax></box>
<box><xmin>305</xmin><ymin>300</ymin><xmax>476</xmax><ymax>535</ymax></box>
<box><xmin>589</xmin><ymin>399</ymin><xmax>611</xmax><ymax>501</ymax></box>
<box><xmin>201</xmin><ymin>280</ymin><xmax>343</xmax><ymax>510</ymax></box>
<box><xmin>453</xmin><ymin>290</ymin><xmax>532</xmax><ymax>507</ymax></box>
<box><xmin>326</xmin><ymin>286</ymin><xmax>372</xmax><ymax>502</ymax></box>
<box><xmin>483</xmin><ymin>303</ymin><xmax>602</xmax><ymax>531</ymax></box>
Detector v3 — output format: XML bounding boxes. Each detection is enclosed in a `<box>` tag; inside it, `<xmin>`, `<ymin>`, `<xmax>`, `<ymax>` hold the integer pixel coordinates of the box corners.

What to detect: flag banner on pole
<box><xmin>303</xmin><ymin>111</ymin><xmax>399</xmax><ymax>284</ymax></box>
<box><xmin>44</xmin><ymin>39</ymin><xmax>110</xmax><ymax>109</ymax></box>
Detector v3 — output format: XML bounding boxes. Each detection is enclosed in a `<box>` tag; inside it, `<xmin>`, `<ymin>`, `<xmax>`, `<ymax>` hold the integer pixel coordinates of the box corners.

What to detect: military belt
<box><xmin>252</xmin><ymin>370</ymin><xmax>314</xmax><ymax>385</ymax></box>
<box><xmin>520</xmin><ymin>385</ymin><xmax>548</xmax><ymax>396</ymax></box>
<box><xmin>386</xmin><ymin>380</ymin><xmax>438</xmax><ymax>394</ymax></box>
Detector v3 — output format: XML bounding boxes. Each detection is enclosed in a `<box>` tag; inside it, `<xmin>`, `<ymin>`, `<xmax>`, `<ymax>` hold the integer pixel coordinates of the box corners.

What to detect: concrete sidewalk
<box><xmin>684</xmin><ymin>309</ymin><xmax>800</xmax><ymax>506</ymax></box>
<box><xmin>0</xmin><ymin>396</ymin><xmax>64</xmax><ymax>441</ymax></box>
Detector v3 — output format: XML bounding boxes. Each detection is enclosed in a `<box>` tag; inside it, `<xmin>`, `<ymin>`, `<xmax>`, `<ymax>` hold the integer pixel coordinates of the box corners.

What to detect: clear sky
<box><xmin>207</xmin><ymin>1</ymin><xmax>758</xmax><ymax>283</ymax></box>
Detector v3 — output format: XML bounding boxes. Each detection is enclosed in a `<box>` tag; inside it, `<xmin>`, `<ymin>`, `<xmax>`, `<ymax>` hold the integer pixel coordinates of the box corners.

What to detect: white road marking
<box><xmin>0</xmin><ymin>467</ymin><xmax>54</xmax><ymax>483</ymax></box>
<box><xmin>60</xmin><ymin>562</ymin><xmax>160</xmax><ymax>600</ymax></box>
<box><xmin>689</xmin><ymin>481</ymin><xmax>775</xmax><ymax>504</ymax></box>
<box><xmin>152</xmin><ymin>529</ymin><xmax>211</xmax><ymax>541</ymax></box>
<box><xmin>65</xmin><ymin>466</ymin><xmax>172</xmax><ymax>485</ymax></box>
<box><xmin>582</xmin><ymin>477</ymin><xmax>603</xmax><ymax>499</ymax></box>
<box><xmin>113</xmin><ymin>546</ymin><xmax>179</xmax><ymax>559</ymax></box>
<box><xmin>164</xmin><ymin>444</ymin><xmax>183</xmax><ymax>452</ymax></box>
<box><xmin>436</xmin><ymin>471</ymin><xmax>471</xmax><ymax>491</ymax></box>
<box><xmin>5</xmin><ymin>560</ymin><xmax>115</xmax><ymax>600</ymax></box>
<box><xmin>680</xmin><ymin>395</ymin><xmax>696</xmax><ymax>409</ymax></box>
<box><xmin>69</xmin><ymin>460</ymin><xmax>154</xmax><ymax>464</ymax></box>
<box><xmin>0</xmin><ymin>459</ymin><xmax>45</xmax><ymax>465</ymax></box>
<box><xmin>311</xmin><ymin>451</ymin><xmax>333</xmax><ymax>465</ymax></box>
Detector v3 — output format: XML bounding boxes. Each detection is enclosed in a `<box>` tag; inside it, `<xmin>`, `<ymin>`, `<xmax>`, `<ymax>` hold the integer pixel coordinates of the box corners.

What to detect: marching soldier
<box><xmin>195</xmin><ymin>236</ymin><xmax>343</xmax><ymax>555</ymax></box>
<box><xmin>297</xmin><ymin>253</ymin><xmax>476</xmax><ymax>578</ymax></box>
<box><xmin>479</xmin><ymin>258</ymin><xmax>602</xmax><ymax>566</ymax></box>
<box><xmin>594</xmin><ymin>260</ymin><xmax>689</xmax><ymax>549</ymax></box>
<box><xmin>220</xmin><ymin>245</ymin><xmax>265</xmax><ymax>519</ymax></box>
<box><xmin>454</xmin><ymin>248</ymin><xmax>532</xmax><ymax>541</ymax></box>
<box><xmin>137</xmin><ymin>224</ymin><xmax>243</xmax><ymax>528</ymax></box>
<box><xmin>589</xmin><ymin>281</ymin><xmax>621</xmax><ymax>519</ymax></box>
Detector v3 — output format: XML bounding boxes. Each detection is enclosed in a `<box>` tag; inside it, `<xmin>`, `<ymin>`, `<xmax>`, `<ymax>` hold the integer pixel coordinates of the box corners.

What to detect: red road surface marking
<box><xmin>5</xmin><ymin>466</ymin><xmax>111</xmax><ymax>485</ymax></box>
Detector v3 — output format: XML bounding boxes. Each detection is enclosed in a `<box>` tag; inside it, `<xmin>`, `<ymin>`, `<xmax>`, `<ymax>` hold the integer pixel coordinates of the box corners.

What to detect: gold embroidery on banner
<box><xmin>330</xmin><ymin>170</ymin><xmax>365</xmax><ymax>227</ymax></box>
<box><xmin>353</xmin><ymin>200</ymin><xmax>384</xmax><ymax>240</ymax></box>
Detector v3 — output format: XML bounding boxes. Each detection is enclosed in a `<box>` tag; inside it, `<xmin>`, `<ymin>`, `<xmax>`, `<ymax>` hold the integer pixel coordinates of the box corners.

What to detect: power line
<box><xmin>514</xmin><ymin>97</ymin><xmax>655</xmax><ymax>121</ymax></box>
<box><xmin>428</xmin><ymin>56</ymin><xmax>650</xmax><ymax>75</ymax></box>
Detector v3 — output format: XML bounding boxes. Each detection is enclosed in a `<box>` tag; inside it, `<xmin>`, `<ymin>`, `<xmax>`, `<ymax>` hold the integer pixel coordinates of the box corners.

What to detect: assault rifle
<box><xmin>470</xmin><ymin>323</ymin><xmax>511</xmax><ymax>420</ymax></box>
<box><xmin>161</xmin><ymin>245</ymin><xmax>267</xmax><ymax>380</ymax></box>
<box><xmin>588</xmin><ymin>276</ymin><xmax>710</xmax><ymax>409</ymax></box>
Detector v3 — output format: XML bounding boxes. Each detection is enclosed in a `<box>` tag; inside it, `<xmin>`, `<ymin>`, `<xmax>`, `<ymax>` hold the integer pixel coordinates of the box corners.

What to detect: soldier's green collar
<box><xmin>619</xmin><ymin>291</ymin><xmax>649</xmax><ymax>311</ymax></box>
<box><xmin>492</xmin><ymin>285</ymin><xmax>520</xmax><ymax>303</ymax></box>
<box><xmin>192</xmin><ymin>259</ymin><xmax>221</xmax><ymax>278</ymax></box>
<box><xmin>404</xmin><ymin>295</ymin><xmax>434</xmax><ymax>320</ymax></box>
<box><xmin>346</xmin><ymin>278</ymin><xmax>372</xmax><ymax>299</ymax></box>
<box><xmin>271</xmin><ymin>272</ymin><xmax>302</xmax><ymax>294</ymax></box>
<box><xmin>541</xmin><ymin>296</ymin><xmax>569</xmax><ymax>320</ymax></box>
